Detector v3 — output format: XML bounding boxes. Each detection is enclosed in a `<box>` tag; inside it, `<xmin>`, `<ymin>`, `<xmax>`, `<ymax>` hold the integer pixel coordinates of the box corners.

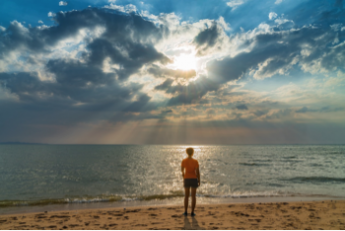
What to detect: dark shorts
<box><xmin>184</xmin><ymin>178</ymin><xmax>198</xmax><ymax>188</ymax></box>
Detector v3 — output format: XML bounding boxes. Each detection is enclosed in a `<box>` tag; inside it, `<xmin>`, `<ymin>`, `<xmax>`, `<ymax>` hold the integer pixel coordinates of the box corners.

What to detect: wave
<box><xmin>198</xmin><ymin>190</ymin><xmax>289</xmax><ymax>198</ymax></box>
<box><xmin>284</xmin><ymin>177</ymin><xmax>345</xmax><ymax>183</ymax></box>
<box><xmin>0</xmin><ymin>195</ymin><xmax>122</xmax><ymax>208</ymax></box>
<box><xmin>282</xmin><ymin>156</ymin><xmax>297</xmax><ymax>159</ymax></box>
<box><xmin>239</xmin><ymin>162</ymin><xmax>270</xmax><ymax>166</ymax></box>
<box><xmin>0</xmin><ymin>191</ymin><xmax>291</xmax><ymax>208</ymax></box>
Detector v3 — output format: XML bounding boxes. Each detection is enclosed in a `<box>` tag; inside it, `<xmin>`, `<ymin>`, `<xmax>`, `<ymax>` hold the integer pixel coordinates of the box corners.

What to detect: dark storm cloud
<box><xmin>295</xmin><ymin>106</ymin><xmax>309</xmax><ymax>113</ymax></box>
<box><xmin>0</xmin><ymin>7</ymin><xmax>174</xmax><ymax>137</ymax></box>
<box><xmin>154</xmin><ymin>76</ymin><xmax>219</xmax><ymax>106</ymax></box>
<box><xmin>193</xmin><ymin>22</ymin><xmax>220</xmax><ymax>56</ymax></box>
<box><xmin>158</xmin><ymin>13</ymin><xmax>344</xmax><ymax>107</ymax></box>
<box><xmin>148</xmin><ymin>64</ymin><xmax>196</xmax><ymax>79</ymax></box>
<box><xmin>0</xmin><ymin>72</ymin><xmax>50</xmax><ymax>102</ymax></box>
<box><xmin>0</xmin><ymin>7</ymin><xmax>170</xmax><ymax>93</ymax></box>
<box><xmin>206</xmin><ymin>23</ymin><xmax>345</xmax><ymax>83</ymax></box>
<box><xmin>154</xmin><ymin>78</ymin><xmax>174</xmax><ymax>90</ymax></box>
<box><xmin>236</xmin><ymin>104</ymin><xmax>248</xmax><ymax>110</ymax></box>
<box><xmin>0</xmin><ymin>8</ymin><xmax>164</xmax><ymax>57</ymax></box>
<box><xmin>0</xmin><ymin>71</ymin><xmax>143</xmax><ymax>106</ymax></box>
<box><xmin>46</xmin><ymin>59</ymin><xmax>115</xmax><ymax>88</ymax></box>
<box><xmin>295</xmin><ymin>106</ymin><xmax>344</xmax><ymax>113</ymax></box>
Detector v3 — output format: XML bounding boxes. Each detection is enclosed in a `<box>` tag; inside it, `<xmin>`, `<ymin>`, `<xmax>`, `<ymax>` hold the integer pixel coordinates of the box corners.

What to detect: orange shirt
<box><xmin>181</xmin><ymin>158</ymin><xmax>199</xmax><ymax>179</ymax></box>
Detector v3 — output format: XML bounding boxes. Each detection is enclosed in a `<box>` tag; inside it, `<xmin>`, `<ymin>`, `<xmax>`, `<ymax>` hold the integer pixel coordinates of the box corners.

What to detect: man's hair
<box><xmin>186</xmin><ymin>147</ymin><xmax>194</xmax><ymax>156</ymax></box>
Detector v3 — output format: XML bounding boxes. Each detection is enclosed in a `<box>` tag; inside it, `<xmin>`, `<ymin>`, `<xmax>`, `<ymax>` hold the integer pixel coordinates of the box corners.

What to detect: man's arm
<box><xmin>181</xmin><ymin>166</ymin><xmax>184</xmax><ymax>178</ymax></box>
<box><xmin>196</xmin><ymin>167</ymin><xmax>200</xmax><ymax>186</ymax></box>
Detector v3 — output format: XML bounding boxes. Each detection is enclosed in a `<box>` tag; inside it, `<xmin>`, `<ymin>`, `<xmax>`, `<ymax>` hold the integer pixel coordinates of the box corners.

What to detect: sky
<box><xmin>0</xmin><ymin>0</ymin><xmax>344</xmax><ymax>144</ymax></box>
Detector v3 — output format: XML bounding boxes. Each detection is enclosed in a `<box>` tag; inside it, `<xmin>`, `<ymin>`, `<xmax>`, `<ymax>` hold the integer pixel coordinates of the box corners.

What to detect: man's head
<box><xmin>186</xmin><ymin>147</ymin><xmax>194</xmax><ymax>157</ymax></box>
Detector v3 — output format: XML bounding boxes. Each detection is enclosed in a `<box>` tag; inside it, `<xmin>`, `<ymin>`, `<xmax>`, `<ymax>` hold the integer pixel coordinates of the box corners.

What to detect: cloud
<box><xmin>295</xmin><ymin>106</ymin><xmax>344</xmax><ymax>113</ymax></box>
<box><xmin>0</xmin><ymin>8</ymin><xmax>171</xmax><ymax>119</ymax></box>
<box><xmin>226</xmin><ymin>0</ymin><xmax>245</xmax><ymax>10</ymax></box>
<box><xmin>148</xmin><ymin>65</ymin><xmax>196</xmax><ymax>79</ymax></box>
<box><xmin>236</xmin><ymin>104</ymin><xmax>248</xmax><ymax>110</ymax></box>
<box><xmin>48</xmin><ymin>12</ymin><xmax>56</xmax><ymax>17</ymax></box>
<box><xmin>193</xmin><ymin>22</ymin><xmax>220</xmax><ymax>56</ymax></box>
<box><xmin>295</xmin><ymin>106</ymin><xmax>309</xmax><ymax>113</ymax></box>
<box><xmin>153</xmin><ymin>76</ymin><xmax>219</xmax><ymax>106</ymax></box>
<box><xmin>59</xmin><ymin>1</ymin><xmax>68</xmax><ymax>6</ymax></box>
<box><xmin>154</xmin><ymin>78</ymin><xmax>174</xmax><ymax>91</ymax></box>
<box><xmin>218</xmin><ymin>22</ymin><xmax>345</xmax><ymax>80</ymax></box>
<box><xmin>269</xmin><ymin>12</ymin><xmax>278</xmax><ymax>20</ymax></box>
<box><xmin>104</xmin><ymin>3</ymin><xmax>137</xmax><ymax>13</ymax></box>
<box><xmin>1</xmin><ymin>4</ymin><xmax>345</xmax><ymax>144</ymax></box>
<box><xmin>275</xmin><ymin>0</ymin><xmax>283</xmax><ymax>4</ymax></box>
<box><xmin>38</xmin><ymin>20</ymin><xmax>44</xmax><ymax>24</ymax></box>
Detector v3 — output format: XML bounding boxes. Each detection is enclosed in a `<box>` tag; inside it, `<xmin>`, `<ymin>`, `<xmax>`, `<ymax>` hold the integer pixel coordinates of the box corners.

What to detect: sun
<box><xmin>170</xmin><ymin>53</ymin><xmax>197</xmax><ymax>71</ymax></box>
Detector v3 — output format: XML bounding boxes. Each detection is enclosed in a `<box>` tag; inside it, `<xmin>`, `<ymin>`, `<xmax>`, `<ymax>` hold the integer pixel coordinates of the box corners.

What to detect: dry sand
<box><xmin>0</xmin><ymin>200</ymin><xmax>344</xmax><ymax>230</ymax></box>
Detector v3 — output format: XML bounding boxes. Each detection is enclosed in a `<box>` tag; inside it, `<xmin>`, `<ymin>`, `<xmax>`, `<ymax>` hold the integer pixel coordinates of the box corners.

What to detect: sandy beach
<box><xmin>0</xmin><ymin>200</ymin><xmax>344</xmax><ymax>230</ymax></box>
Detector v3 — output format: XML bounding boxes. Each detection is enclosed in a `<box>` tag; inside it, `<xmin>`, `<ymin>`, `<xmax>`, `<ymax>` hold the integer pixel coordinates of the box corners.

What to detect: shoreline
<box><xmin>0</xmin><ymin>196</ymin><xmax>345</xmax><ymax>216</ymax></box>
<box><xmin>0</xmin><ymin>195</ymin><xmax>343</xmax><ymax>215</ymax></box>
<box><xmin>0</xmin><ymin>199</ymin><xmax>344</xmax><ymax>229</ymax></box>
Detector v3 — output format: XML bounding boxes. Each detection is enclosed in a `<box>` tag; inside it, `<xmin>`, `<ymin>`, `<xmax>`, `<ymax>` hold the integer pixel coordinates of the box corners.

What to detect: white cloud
<box><xmin>48</xmin><ymin>12</ymin><xmax>56</xmax><ymax>17</ymax></box>
<box><xmin>38</xmin><ymin>20</ymin><xmax>44</xmax><ymax>24</ymax></box>
<box><xmin>269</xmin><ymin>12</ymin><xmax>278</xmax><ymax>20</ymax></box>
<box><xmin>217</xmin><ymin>16</ymin><xmax>231</xmax><ymax>31</ymax></box>
<box><xmin>104</xmin><ymin>3</ymin><xmax>137</xmax><ymax>13</ymax></box>
<box><xmin>274</xmin><ymin>18</ymin><xmax>294</xmax><ymax>26</ymax></box>
<box><xmin>324</xmin><ymin>71</ymin><xmax>345</xmax><ymax>86</ymax></box>
<box><xmin>59</xmin><ymin>1</ymin><xmax>68</xmax><ymax>6</ymax></box>
<box><xmin>275</xmin><ymin>0</ymin><xmax>283</xmax><ymax>4</ymax></box>
<box><xmin>0</xmin><ymin>26</ymin><xmax>5</xmax><ymax>32</ymax></box>
<box><xmin>226</xmin><ymin>0</ymin><xmax>245</xmax><ymax>10</ymax></box>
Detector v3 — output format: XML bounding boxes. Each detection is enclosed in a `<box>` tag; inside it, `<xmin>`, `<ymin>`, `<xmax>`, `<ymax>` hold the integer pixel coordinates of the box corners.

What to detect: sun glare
<box><xmin>170</xmin><ymin>53</ymin><xmax>197</xmax><ymax>71</ymax></box>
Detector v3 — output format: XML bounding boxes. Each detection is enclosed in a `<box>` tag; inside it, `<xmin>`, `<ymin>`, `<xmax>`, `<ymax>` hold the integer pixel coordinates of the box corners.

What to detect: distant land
<box><xmin>0</xmin><ymin>142</ymin><xmax>47</xmax><ymax>145</ymax></box>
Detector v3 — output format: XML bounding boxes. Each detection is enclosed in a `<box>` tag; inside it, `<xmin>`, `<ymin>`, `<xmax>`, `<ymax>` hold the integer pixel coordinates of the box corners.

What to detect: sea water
<box><xmin>0</xmin><ymin>145</ymin><xmax>344</xmax><ymax>209</ymax></box>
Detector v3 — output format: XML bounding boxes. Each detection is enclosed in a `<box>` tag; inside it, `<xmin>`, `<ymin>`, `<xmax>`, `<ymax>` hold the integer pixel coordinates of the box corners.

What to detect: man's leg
<box><xmin>191</xmin><ymin>187</ymin><xmax>197</xmax><ymax>213</ymax></box>
<box><xmin>184</xmin><ymin>187</ymin><xmax>190</xmax><ymax>213</ymax></box>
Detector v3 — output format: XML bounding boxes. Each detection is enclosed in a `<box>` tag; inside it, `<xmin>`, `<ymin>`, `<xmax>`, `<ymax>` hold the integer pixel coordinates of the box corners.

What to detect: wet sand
<box><xmin>0</xmin><ymin>200</ymin><xmax>344</xmax><ymax>230</ymax></box>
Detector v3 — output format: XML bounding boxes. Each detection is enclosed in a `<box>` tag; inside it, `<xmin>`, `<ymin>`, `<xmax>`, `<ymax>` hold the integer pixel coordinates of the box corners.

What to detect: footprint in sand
<box><xmin>112</xmin><ymin>213</ymin><xmax>123</xmax><ymax>216</ymax></box>
<box><xmin>50</xmin><ymin>215</ymin><xmax>70</xmax><ymax>219</ymax></box>
<box><xmin>126</xmin><ymin>209</ymin><xmax>141</xmax><ymax>213</ymax></box>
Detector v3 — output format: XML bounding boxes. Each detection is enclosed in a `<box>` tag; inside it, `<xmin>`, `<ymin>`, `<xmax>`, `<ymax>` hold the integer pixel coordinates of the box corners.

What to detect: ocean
<box><xmin>0</xmin><ymin>144</ymin><xmax>344</xmax><ymax>210</ymax></box>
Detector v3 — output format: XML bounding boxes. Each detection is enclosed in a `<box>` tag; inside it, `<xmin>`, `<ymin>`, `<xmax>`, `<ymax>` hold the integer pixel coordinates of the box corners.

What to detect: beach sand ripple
<box><xmin>0</xmin><ymin>200</ymin><xmax>344</xmax><ymax>230</ymax></box>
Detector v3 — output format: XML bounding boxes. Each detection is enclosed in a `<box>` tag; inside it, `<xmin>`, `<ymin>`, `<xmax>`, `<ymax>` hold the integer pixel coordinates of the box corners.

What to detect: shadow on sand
<box><xmin>183</xmin><ymin>216</ymin><xmax>205</xmax><ymax>230</ymax></box>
